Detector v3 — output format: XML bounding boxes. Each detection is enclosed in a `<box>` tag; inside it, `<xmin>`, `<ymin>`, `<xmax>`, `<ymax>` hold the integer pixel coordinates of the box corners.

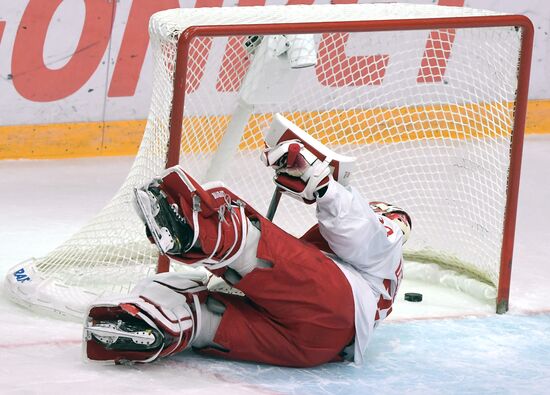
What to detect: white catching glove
<box><xmin>261</xmin><ymin>139</ymin><xmax>332</xmax><ymax>203</ymax></box>
<box><xmin>260</xmin><ymin>114</ymin><xmax>356</xmax><ymax>203</ymax></box>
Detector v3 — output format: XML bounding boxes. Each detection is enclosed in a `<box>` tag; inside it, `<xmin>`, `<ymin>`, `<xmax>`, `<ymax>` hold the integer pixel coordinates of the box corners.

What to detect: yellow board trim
<box><xmin>180</xmin><ymin>101</ymin><xmax>517</xmax><ymax>153</ymax></box>
<box><xmin>0</xmin><ymin>100</ymin><xmax>548</xmax><ymax>160</ymax></box>
<box><xmin>0</xmin><ymin>120</ymin><xmax>147</xmax><ymax>159</ymax></box>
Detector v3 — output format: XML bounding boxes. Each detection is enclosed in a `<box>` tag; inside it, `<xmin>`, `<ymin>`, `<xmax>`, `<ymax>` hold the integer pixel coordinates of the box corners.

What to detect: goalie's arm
<box><xmin>316</xmin><ymin>180</ymin><xmax>401</xmax><ymax>273</ymax></box>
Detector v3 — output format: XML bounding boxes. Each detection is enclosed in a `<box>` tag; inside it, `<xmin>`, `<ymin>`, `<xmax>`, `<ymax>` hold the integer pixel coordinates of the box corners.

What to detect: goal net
<box><xmin>5</xmin><ymin>3</ymin><xmax>533</xmax><ymax>318</ymax></box>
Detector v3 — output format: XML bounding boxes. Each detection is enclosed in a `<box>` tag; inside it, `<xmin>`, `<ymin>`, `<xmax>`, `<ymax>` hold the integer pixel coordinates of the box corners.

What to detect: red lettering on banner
<box><xmin>316</xmin><ymin>32</ymin><xmax>389</xmax><ymax>87</ymax></box>
<box><xmin>417</xmin><ymin>0</ymin><xmax>465</xmax><ymax>83</ymax></box>
<box><xmin>185</xmin><ymin>1</ymin><xmax>225</xmax><ymax>94</ymax></box>
<box><xmin>185</xmin><ymin>0</ymin><xmax>225</xmax><ymax>94</ymax></box>
<box><xmin>195</xmin><ymin>0</ymin><xmax>225</xmax><ymax>7</ymax></box>
<box><xmin>12</xmin><ymin>0</ymin><xmax>115</xmax><ymax>102</ymax></box>
<box><xmin>185</xmin><ymin>37</ymin><xmax>212</xmax><ymax>94</ymax></box>
<box><xmin>235</xmin><ymin>0</ymin><xmax>266</xmax><ymax>5</ymax></box>
<box><xmin>215</xmin><ymin>0</ymin><xmax>266</xmax><ymax>93</ymax></box>
<box><xmin>0</xmin><ymin>21</ymin><xmax>5</xmax><ymax>45</ymax></box>
<box><xmin>8</xmin><ymin>0</ymin><xmax>468</xmax><ymax>102</ymax></box>
<box><xmin>215</xmin><ymin>36</ymin><xmax>250</xmax><ymax>92</ymax></box>
<box><xmin>108</xmin><ymin>0</ymin><xmax>223</xmax><ymax>96</ymax></box>
<box><xmin>286</xmin><ymin>0</ymin><xmax>315</xmax><ymax>4</ymax></box>
<box><xmin>108</xmin><ymin>0</ymin><xmax>180</xmax><ymax>97</ymax></box>
<box><xmin>416</xmin><ymin>28</ymin><xmax>456</xmax><ymax>83</ymax></box>
<box><xmin>316</xmin><ymin>0</ymin><xmax>388</xmax><ymax>87</ymax></box>
<box><xmin>437</xmin><ymin>0</ymin><xmax>465</xmax><ymax>6</ymax></box>
<box><xmin>215</xmin><ymin>0</ymin><xmax>314</xmax><ymax>92</ymax></box>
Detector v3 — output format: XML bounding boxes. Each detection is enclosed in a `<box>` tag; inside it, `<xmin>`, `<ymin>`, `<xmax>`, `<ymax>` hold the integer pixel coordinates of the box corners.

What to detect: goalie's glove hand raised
<box><xmin>262</xmin><ymin>139</ymin><xmax>308</xmax><ymax>175</ymax></box>
<box><xmin>261</xmin><ymin>139</ymin><xmax>331</xmax><ymax>203</ymax></box>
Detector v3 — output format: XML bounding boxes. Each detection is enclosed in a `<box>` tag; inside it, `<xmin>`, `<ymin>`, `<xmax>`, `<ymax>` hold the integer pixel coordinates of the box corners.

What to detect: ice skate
<box><xmin>134</xmin><ymin>185</ymin><xmax>195</xmax><ymax>255</ymax></box>
<box><xmin>85</xmin><ymin>316</ymin><xmax>164</xmax><ymax>351</ymax></box>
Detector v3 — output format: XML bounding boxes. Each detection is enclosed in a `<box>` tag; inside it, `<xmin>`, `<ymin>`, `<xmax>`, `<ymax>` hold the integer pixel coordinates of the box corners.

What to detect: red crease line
<box><xmin>0</xmin><ymin>339</ymin><xmax>81</xmax><ymax>349</ymax></box>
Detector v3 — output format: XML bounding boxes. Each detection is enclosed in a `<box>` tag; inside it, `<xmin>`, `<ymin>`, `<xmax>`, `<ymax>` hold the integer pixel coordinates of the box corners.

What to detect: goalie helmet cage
<box><xmin>5</xmin><ymin>4</ymin><xmax>533</xmax><ymax>318</ymax></box>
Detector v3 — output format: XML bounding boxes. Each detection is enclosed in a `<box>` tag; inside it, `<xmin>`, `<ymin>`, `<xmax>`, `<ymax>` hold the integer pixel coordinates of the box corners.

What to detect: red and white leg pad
<box><xmin>134</xmin><ymin>166</ymin><xmax>249</xmax><ymax>270</ymax></box>
<box><xmin>84</xmin><ymin>272</ymin><xmax>207</xmax><ymax>364</ymax></box>
<box><xmin>261</xmin><ymin>113</ymin><xmax>356</xmax><ymax>203</ymax></box>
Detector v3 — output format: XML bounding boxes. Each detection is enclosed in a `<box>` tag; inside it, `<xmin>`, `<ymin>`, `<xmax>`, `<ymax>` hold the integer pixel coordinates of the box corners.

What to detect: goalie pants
<box><xmin>196</xmin><ymin>217</ymin><xmax>355</xmax><ymax>368</ymax></box>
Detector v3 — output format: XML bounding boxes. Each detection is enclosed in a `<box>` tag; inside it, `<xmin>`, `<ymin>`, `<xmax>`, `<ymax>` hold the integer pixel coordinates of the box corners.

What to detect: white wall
<box><xmin>0</xmin><ymin>0</ymin><xmax>547</xmax><ymax>126</ymax></box>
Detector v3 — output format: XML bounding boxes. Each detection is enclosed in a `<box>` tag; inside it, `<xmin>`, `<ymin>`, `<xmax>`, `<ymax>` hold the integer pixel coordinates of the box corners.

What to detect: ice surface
<box><xmin>1</xmin><ymin>136</ymin><xmax>549</xmax><ymax>393</ymax></box>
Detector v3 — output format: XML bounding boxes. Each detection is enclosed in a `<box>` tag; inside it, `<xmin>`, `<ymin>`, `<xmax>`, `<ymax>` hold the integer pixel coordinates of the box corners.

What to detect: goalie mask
<box><xmin>369</xmin><ymin>201</ymin><xmax>412</xmax><ymax>244</ymax></box>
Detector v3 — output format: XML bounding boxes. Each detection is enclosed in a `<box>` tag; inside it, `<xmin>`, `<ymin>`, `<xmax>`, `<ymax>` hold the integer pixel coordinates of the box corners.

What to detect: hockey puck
<box><xmin>404</xmin><ymin>292</ymin><xmax>423</xmax><ymax>302</ymax></box>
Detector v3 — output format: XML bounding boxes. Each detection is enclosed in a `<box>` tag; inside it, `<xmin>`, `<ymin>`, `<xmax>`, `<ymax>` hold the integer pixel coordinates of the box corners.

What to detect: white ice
<box><xmin>1</xmin><ymin>136</ymin><xmax>549</xmax><ymax>394</ymax></box>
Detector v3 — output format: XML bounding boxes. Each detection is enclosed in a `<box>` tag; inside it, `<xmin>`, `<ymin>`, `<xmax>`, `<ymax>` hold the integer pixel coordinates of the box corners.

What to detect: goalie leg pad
<box><xmin>84</xmin><ymin>272</ymin><xmax>208</xmax><ymax>364</ymax></box>
<box><xmin>134</xmin><ymin>166</ymin><xmax>249</xmax><ymax>270</ymax></box>
<box><xmin>261</xmin><ymin>113</ymin><xmax>356</xmax><ymax>203</ymax></box>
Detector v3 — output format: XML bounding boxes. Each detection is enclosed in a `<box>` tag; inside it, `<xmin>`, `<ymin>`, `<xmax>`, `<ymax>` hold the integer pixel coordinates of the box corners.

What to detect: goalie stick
<box><xmin>266</xmin><ymin>188</ymin><xmax>283</xmax><ymax>221</ymax></box>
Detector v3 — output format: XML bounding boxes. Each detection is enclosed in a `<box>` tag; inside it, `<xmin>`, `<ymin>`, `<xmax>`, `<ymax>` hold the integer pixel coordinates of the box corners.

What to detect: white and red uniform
<box><xmin>316</xmin><ymin>180</ymin><xmax>404</xmax><ymax>364</ymax></box>
<box><xmin>85</xmin><ymin>151</ymin><xmax>405</xmax><ymax>367</ymax></box>
<box><xmin>197</xmin><ymin>179</ymin><xmax>403</xmax><ymax>366</ymax></box>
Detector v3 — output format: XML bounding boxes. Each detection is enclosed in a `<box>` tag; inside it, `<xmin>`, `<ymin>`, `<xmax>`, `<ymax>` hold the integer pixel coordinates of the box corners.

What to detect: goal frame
<box><xmin>163</xmin><ymin>15</ymin><xmax>534</xmax><ymax>314</ymax></box>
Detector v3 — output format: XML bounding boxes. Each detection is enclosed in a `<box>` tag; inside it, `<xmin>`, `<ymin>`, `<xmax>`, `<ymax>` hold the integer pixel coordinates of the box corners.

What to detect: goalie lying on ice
<box><xmin>83</xmin><ymin>114</ymin><xmax>411</xmax><ymax>367</ymax></box>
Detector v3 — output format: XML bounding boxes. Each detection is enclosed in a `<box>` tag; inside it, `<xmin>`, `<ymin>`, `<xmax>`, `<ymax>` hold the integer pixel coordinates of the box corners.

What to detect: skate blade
<box><xmin>133</xmin><ymin>188</ymin><xmax>175</xmax><ymax>254</ymax></box>
<box><xmin>85</xmin><ymin>320</ymin><xmax>159</xmax><ymax>347</ymax></box>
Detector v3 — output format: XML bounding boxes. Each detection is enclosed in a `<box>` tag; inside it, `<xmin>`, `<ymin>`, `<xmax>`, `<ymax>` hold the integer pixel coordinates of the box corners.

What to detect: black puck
<box><xmin>404</xmin><ymin>292</ymin><xmax>423</xmax><ymax>302</ymax></box>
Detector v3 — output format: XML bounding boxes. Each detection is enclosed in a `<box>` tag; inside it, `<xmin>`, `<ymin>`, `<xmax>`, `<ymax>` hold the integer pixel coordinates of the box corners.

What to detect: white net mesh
<box><xmin>5</xmin><ymin>4</ymin><xmax>526</xmax><ymax>318</ymax></box>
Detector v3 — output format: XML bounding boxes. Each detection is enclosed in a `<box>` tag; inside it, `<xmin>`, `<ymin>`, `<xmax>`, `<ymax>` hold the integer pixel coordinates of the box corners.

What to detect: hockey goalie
<box><xmin>83</xmin><ymin>114</ymin><xmax>411</xmax><ymax>367</ymax></box>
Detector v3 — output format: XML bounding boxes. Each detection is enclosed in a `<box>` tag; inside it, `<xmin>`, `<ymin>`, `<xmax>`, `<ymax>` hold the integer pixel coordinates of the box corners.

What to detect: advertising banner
<box><xmin>0</xmin><ymin>0</ymin><xmax>548</xmax><ymax>158</ymax></box>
